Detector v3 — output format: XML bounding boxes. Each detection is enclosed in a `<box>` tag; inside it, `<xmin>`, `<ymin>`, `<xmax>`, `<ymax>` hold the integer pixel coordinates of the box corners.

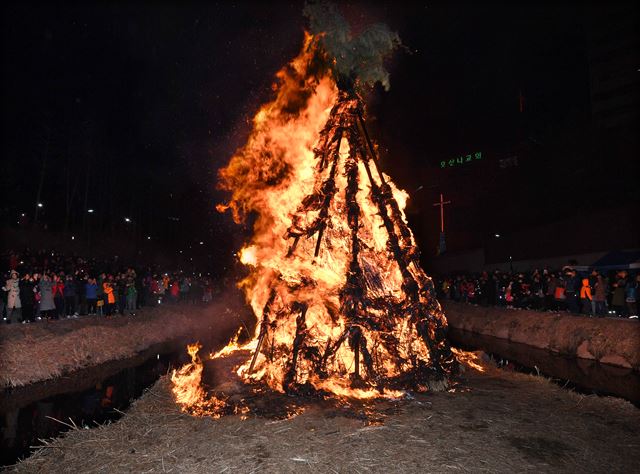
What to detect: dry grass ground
<box><xmin>9</xmin><ymin>354</ymin><xmax>639</xmax><ymax>473</ymax></box>
<box><xmin>0</xmin><ymin>290</ymin><xmax>252</xmax><ymax>388</ymax></box>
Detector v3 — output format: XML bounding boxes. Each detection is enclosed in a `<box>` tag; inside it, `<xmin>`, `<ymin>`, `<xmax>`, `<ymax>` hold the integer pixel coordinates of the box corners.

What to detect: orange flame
<box><xmin>171</xmin><ymin>342</ymin><xmax>226</xmax><ymax>416</ymax></box>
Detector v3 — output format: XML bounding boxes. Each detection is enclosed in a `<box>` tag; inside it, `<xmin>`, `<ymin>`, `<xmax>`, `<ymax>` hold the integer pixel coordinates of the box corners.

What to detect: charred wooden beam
<box><xmin>347</xmin><ymin>325</ymin><xmax>364</xmax><ymax>380</ymax></box>
<box><xmin>286</xmin><ymin>236</ymin><xmax>300</xmax><ymax>257</ymax></box>
<box><xmin>313</xmin><ymin>130</ymin><xmax>343</xmax><ymax>258</ymax></box>
<box><xmin>356</xmin><ymin>111</ymin><xmax>387</xmax><ymax>186</ymax></box>
<box><xmin>340</xmin><ymin>127</ymin><xmax>366</xmax><ymax>320</ymax></box>
<box><xmin>318</xmin><ymin>337</ymin><xmax>333</xmax><ymax>377</ymax></box>
<box><xmin>248</xmin><ymin>289</ymin><xmax>277</xmax><ymax>374</ymax></box>
<box><xmin>347</xmin><ymin>325</ymin><xmax>375</xmax><ymax>385</ymax></box>
<box><xmin>313</xmin><ymin>227</ymin><xmax>325</xmax><ymax>259</ymax></box>
<box><xmin>323</xmin><ymin>327</ymin><xmax>350</xmax><ymax>371</ymax></box>
<box><xmin>358</xmin><ymin>335</ymin><xmax>374</xmax><ymax>380</ymax></box>
<box><xmin>268</xmin><ymin>331</ymin><xmax>276</xmax><ymax>362</ymax></box>
<box><xmin>284</xmin><ymin>302</ymin><xmax>308</xmax><ymax>390</ymax></box>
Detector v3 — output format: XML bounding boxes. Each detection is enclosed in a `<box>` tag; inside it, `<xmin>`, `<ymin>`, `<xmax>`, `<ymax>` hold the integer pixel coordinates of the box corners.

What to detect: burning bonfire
<box><xmin>172</xmin><ymin>3</ymin><xmax>457</xmax><ymax>413</ymax></box>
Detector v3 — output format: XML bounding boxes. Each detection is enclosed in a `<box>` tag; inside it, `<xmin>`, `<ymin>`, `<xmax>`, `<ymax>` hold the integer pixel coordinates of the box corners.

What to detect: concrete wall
<box><xmin>443</xmin><ymin>301</ymin><xmax>640</xmax><ymax>370</ymax></box>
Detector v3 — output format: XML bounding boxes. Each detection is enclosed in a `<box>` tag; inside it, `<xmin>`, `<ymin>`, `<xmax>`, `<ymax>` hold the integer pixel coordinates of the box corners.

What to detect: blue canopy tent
<box><xmin>590</xmin><ymin>250</ymin><xmax>640</xmax><ymax>271</ymax></box>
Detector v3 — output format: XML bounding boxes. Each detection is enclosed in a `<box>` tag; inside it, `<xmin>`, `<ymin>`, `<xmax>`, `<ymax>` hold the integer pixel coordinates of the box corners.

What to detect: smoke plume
<box><xmin>303</xmin><ymin>1</ymin><xmax>401</xmax><ymax>90</ymax></box>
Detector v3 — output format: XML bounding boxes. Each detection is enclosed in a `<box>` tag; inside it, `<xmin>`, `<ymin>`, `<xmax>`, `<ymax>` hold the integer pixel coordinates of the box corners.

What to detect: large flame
<box><xmin>172</xmin><ymin>33</ymin><xmax>454</xmax><ymax>413</ymax></box>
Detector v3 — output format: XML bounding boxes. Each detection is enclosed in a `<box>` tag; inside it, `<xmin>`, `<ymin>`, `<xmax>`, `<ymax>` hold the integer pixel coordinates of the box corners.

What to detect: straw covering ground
<box><xmin>10</xmin><ymin>353</ymin><xmax>639</xmax><ymax>473</ymax></box>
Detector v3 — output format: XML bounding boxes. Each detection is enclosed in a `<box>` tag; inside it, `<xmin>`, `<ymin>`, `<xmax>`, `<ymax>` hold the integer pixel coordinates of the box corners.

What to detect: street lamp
<box><xmin>87</xmin><ymin>209</ymin><xmax>94</xmax><ymax>213</ymax></box>
<box><xmin>494</xmin><ymin>233</ymin><xmax>501</xmax><ymax>238</ymax></box>
<box><xmin>124</xmin><ymin>217</ymin><xmax>131</xmax><ymax>223</ymax></box>
<box><xmin>37</xmin><ymin>203</ymin><xmax>43</xmax><ymax>208</ymax></box>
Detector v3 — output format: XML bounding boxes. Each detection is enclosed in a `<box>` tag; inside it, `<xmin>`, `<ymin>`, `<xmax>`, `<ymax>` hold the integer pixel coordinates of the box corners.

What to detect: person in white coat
<box><xmin>38</xmin><ymin>274</ymin><xmax>56</xmax><ymax>319</ymax></box>
<box><xmin>3</xmin><ymin>270</ymin><xmax>22</xmax><ymax>323</ymax></box>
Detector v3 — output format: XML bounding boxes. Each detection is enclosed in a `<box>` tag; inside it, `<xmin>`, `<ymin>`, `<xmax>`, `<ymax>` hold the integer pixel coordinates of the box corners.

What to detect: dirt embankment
<box><xmin>0</xmin><ymin>290</ymin><xmax>254</xmax><ymax>389</ymax></box>
<box><xmin>443</xmin><ymin>302</ymin><xmax>640</xmax><ymax>370</ymax></box>
<box><xmin>8</xmin><ymin>354</ymin><xmax>639</xmax><ymax>473</ymax></box>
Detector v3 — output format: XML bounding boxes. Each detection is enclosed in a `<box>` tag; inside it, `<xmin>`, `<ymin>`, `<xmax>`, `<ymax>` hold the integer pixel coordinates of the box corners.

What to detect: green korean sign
<box><xmin>440</xmin><ymin>151</ymin><xmax>482</xmax><ymax>169</ymax></box>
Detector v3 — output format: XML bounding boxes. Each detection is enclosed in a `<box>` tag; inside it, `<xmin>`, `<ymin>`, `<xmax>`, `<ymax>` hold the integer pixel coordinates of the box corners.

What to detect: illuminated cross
<box><xmin>432</xmin><ymin>193</ymin><xmax>451</xmax><ymax>233</ymax></box>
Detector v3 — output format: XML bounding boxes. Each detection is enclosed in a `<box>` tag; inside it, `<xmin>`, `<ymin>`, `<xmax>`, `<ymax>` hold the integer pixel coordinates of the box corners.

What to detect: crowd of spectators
<box><xmin>435</xmin><ymin>267</ymin><xmax>638</xmax><ymax>319</ymax></box>
<box><xmin>4</xmin><ymin>249</ymin><xmax>638</xmax><ymax>324</ymax></box>
<box><xmin>1</xmin><ymin>249</ymin><xmax>218</xmax><ymax>324</ymax></box>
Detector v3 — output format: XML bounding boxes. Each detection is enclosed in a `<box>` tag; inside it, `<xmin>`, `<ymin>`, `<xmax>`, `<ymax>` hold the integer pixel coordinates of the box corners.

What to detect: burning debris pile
<box><xmin>172</xmin><ymin>3</ymin><xmax>457</xmax><ymax>413</ymax></box>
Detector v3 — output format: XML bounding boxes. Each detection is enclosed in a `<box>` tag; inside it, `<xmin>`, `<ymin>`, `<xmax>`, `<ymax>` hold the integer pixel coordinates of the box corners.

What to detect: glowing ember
<box><xmin>172</xmin><ymin>26</ymin><xmax>457</xmax><ymax>414</ymax></box>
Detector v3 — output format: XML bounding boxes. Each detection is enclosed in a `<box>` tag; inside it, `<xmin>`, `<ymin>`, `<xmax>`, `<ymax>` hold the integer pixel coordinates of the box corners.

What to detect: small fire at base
<box><xmin>172</xmin><ymin>12</ymin><xmax>457</xmax><ymax>416</ymax></box>
<box><xmin>170</xmin><ymin>343</ymin><xmax>227</xmax><ymax>417</ymax></box>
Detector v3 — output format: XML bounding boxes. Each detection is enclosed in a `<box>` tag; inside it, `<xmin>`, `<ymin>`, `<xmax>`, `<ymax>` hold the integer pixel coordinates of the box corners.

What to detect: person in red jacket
<box><xmin>169</xmin><ymin>278</ymin><xmax>180</xmax><ymax>303</ymax></box>
<box><xmin>52</xmin><ymin>274</ymin><xmax>65</xmax><ymax>320</ymax></box>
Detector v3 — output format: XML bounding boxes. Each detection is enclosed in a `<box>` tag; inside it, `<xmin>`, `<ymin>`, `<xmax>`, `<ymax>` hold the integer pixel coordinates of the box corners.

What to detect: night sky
<box><xmin>2</xmin><ymin>2</ymin><xmax>637</xmax><ymax>268</ymax></box>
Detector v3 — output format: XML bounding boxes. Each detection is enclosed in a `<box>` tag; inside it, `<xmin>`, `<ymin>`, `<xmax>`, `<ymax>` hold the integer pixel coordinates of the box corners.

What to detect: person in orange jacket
<box><xmin>103</xmin><ymin>279</ymin><xmax>116</xmax><ymax>316</ymax></box>
<box><xmin>579</xmin><ymin>278</ymin><xmax>592</xmax><ymax>315</ymax></box>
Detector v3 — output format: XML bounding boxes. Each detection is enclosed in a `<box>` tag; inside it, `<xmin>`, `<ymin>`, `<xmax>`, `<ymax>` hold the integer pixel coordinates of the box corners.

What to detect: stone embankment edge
<box><xmin>443</xmin><ymin>301</ymin><xmax>640</xmax><ymax>370</ymax></box>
